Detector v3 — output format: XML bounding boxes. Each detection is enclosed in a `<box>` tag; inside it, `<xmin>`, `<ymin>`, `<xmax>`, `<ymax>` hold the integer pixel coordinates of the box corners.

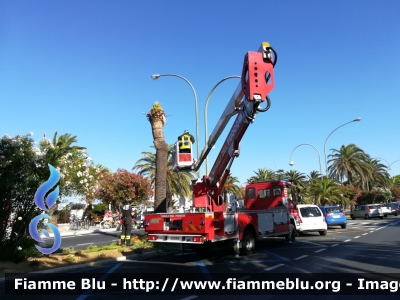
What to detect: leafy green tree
<box><xmin>133</xmin><ymin>145</ymin><xmax>196</xmax><ymax>210</ymax></box>
<box><xmin>340</xmin><ymin>184</ymin><xmax>362</xmax><ymax>209</ymax></box>
<box><xmin>0</xmin><ymin>134</ymin><xmax>47</xmax><ymax>262</ymax></box>
<box><xmin>95</xmin><ymin>169</ymin><xmax>152</xmax><ymax>209</ymax></box>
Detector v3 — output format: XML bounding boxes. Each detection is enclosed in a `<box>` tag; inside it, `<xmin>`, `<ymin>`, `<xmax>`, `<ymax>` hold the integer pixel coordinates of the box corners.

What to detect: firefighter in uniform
<box><xmin>177</xmin><ymin>130</ymin><xmax>195</xmax><ymax>153</ymax></box>
<box><xmin>120</xmin><ymin>199</ymin><xmax>133</xmax><ymax>246</ymax></box>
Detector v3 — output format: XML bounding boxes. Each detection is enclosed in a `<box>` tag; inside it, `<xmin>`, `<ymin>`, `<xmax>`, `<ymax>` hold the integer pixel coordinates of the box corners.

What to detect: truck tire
<box><xmin>285</xmin><ymin>224</ymin><xmax>296</xmax><ymax>243</ymax></box>
<box><xmin>351</xmin><ymin>214</ymin><xmax>356</xmax><ymax>220</ymax></box>
<box><xmin>241</xmin><ymin>230</ymin><xmax>255</xmax><ymax>255</ymax></box>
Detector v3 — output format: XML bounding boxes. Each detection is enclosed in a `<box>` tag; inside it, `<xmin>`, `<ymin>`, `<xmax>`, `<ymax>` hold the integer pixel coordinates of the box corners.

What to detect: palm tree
<box><xmin>222</xmin><ymin>175</ymin><xmax>241</xmax><ymax>196</ymax></box>
<box><xmin>307</xmin><ymin>170</ymin><xmax>322</xmax><ymax>185</ymax></box>
<box><xmin>390</xmin><ymin>175</ymin><xmax>400</xmax><ymax>188</ymax></box>
<box><xmin>327</xmin><ymin>144</ymin><xmax>371</xmax><ymax>186</ymax></box>
<box><xmin>133</xmin><ymin>145</ymin><xmax>196</xmax><ymax>211</ymax></box>
<box><xmin>364</xmin><ymin>157</ymin><xmax>390</xmax><ymax>191</ymax></box>
<box><xmin>40</xmin><ymin>132</ymin><xmax>86</xmax><ymax>168</ymax></box>
<box><xmin>145</xmin><ymin>102</ymin><xmax>168</xmax><ymax>213</ymax></box>
<box><xmin>247</xmin><ymin>168</ymin><xmax>277</xmax><ymax>183</ymax></box>
<box><xmin>307</xmin><ymin>177</ymin><xmax>345</xmax><ymax>206</ymax></box>
<box><xmin>284</xmin><ymin>170</ymin><xmax>307</xmax><ymax>188</ymax></box>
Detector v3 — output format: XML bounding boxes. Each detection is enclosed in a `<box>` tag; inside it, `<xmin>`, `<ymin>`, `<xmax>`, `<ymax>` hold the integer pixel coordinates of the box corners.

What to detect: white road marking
<box><xmin>362</xmin><ymin>233</ymin><xmax>368</xmax><ymax>236</ymax></box>
<box><xmin>293</xmin><ymin>255</ymin><xmax>308</xmax><ymax>260</ymax></box>
<box><xmin>263</xmin><ymin>264</ymin><xmax>284</xmax><ymax>271</ymax></box>
<box><xmin>76</xmin><ymin>243</ymin><xmax>93</xmax><ymax>246</ymax></box>
<box><xmin>343</xmin><ymin>239</ymin><xmax>351</xmax><ymax>242</ymax></box>
<box><xmin>297</xmin><ymin>240</ymin><xmax>327</xmax><ymax>247</ymax></box>
<box><xmin>314</xmin><ymin>249</ymin><xmax>326</xmax><ymax>253</ymax></box>
<box><xmin>354</xmin><ymin>236</ymin><xmax>360</xmax><ymax>239</ymax></box>
<box><xmin>181</xmin><ymin>296</ymin><xmax>198</xmax><ymax>300</ymax></box>
<box><xmin>331</xmin><ymin>244</ymin><xmax>339</xmax><ymax>247</ymax></box>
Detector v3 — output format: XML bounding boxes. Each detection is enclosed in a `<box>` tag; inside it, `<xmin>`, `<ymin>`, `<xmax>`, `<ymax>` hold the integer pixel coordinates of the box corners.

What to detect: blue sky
<box><xmin>1</xmin><ymin>0</ymin><xmax>399</xmax><ymax>186</ymax></box>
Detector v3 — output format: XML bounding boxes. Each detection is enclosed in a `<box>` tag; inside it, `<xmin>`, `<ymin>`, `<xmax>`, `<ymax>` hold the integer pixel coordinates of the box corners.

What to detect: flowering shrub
<box><xmin>95</xmin><ymin>169</ymin><xmax>152</xmax><ymax>206</ymax></box>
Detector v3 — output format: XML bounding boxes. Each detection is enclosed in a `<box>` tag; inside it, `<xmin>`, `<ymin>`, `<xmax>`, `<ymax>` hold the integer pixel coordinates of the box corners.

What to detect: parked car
<box><xmin>386</xmin><ymin>203</ymin><xmax>400</xmax><ymax>216</ymax></box>
<box><xmin>296</xmin><ymin>204</ymin><xmax>327</xmax><ymax>236</ymax></box>
<box><xmin>376</xmin><ymin>204</ymin><xmax>391</xmax><ymax>217</ymax></box>
<box><xmin>350</xmin><ymin>204</ymin><xmax>383</xmax><ymax>220</ymax></box>
<box><xmin>319</xmin><ymin>206</ymin><xmax>347</xmax><ymax>229</ymax></box>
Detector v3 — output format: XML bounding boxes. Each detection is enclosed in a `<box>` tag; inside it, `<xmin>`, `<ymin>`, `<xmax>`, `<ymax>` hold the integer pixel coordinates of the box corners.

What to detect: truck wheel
<box><xmin>285</xmin><ymin>224</ymin><xmax>296</xmax><ymax>243</ymax></box>
<box><xmin>365</xmin><ymin>214</ymin><xmax>370</xmax><ymax>219</ymax></box>
<box><xmin>351</xmin><ymin>214</ymin><xmax>356</xmax><ymax>220</ymax></box>
<box><xmin>241</xmin><ymin>230</ymin><xmax>255</xmax><ymax>255</ymax></box>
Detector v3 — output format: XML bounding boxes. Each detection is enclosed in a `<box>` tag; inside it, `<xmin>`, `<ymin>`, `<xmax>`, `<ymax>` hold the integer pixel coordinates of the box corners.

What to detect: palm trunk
<box><xmin>147</xmin><ymin>102</ymin><xmax>168</xmax><ymax>213</ymax></box>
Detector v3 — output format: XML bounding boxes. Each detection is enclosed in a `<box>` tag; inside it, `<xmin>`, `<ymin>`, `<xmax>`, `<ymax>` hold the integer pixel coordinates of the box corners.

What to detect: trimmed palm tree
<box><xmin>247</xmin><ymin>168</ymin><xmax>277</xmax><ymax>183</ymax></box>
<box><xmin>145</xmin><ymin>102</ymin><xmax>168</xmax><ymax>213</ymax></box>
<box><xmin>133</xmin><ymin>145</ymin><xmax>196</xmax><ymax>211</ymax></box>
<box><xmin>306</xmin><ymin>177</ymin><xmax>345</xmax><ymax>206</ymax></box>
<box><xmin>327</xmin><ymin>144</ymin><xmax>371</xmax><ymax>186</ymax></box>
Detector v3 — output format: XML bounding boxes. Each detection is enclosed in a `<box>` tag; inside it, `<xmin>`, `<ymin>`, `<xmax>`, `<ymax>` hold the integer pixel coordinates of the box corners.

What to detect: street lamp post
<box><xmin>289</xmin><ymin>143</ymin><xmax>323</xmax><ymax>176</ymax></box>
<box><xmin>151</xmin><ymin>74</ymin><xmax>200</xmax><ymax>176</ymax></box>
<box><xmin>323</xmin><ymin>118</ymin><xmax>361</xmax><ymax>177</ymax></box>
<box><xmin>204</xmin><ymin>75</ymin><xmax>241</xmax><ymax>175</ymax></box>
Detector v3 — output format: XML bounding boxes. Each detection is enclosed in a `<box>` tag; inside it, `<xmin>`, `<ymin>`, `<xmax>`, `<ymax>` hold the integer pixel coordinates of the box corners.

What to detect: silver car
<box><xmin>350</xmin><ymin>204</ymin><xmax>384</xmax><ymax>220</ymax></box>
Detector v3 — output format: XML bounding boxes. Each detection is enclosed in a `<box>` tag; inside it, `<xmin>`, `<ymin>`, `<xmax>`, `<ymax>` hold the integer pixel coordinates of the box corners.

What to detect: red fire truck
<box><xmin>144</xmin><ymin>42</ymin><xmax>300</xmax><ymax>256</ymax></box>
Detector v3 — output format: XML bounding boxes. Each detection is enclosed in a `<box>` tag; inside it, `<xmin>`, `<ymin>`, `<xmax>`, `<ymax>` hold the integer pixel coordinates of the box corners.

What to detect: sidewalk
<box><xmin>41</xmin><ymin>224</ymin><xmax>122</xmax><ymax>238</ymax></box>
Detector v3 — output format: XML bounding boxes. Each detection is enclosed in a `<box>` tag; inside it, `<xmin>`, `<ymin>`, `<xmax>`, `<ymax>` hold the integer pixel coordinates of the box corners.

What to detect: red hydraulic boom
<box><xmin>175</xmin><ymin>42</ymin><xmax>277</xmax><ymax>212</ymax></box>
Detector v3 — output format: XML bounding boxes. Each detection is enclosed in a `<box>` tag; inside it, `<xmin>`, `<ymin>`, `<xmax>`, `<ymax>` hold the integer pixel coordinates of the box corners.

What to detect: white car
<box><xmin>296</xmin><ymin>204</ymin><xmax>328</xmax><ymax>236</ymax></box>
<box><xmin>376</xmin><ymin>204</ymin><xmax>391</xmax><ymax>217</ymax></box>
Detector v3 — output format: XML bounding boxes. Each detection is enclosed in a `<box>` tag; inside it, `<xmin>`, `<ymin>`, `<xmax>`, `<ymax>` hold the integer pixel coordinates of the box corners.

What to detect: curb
<box><xmin>0</xmin><ymin>250</ymin><xmax>163</xmax><ymax>283</ymax></box>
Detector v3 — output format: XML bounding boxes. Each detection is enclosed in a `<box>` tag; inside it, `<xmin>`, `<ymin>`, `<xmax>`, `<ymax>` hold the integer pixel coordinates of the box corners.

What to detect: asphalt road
<box><xmin>2</xmin><ymin>217</ymin><xmax>400</xmax><ymax>300</ymax></box>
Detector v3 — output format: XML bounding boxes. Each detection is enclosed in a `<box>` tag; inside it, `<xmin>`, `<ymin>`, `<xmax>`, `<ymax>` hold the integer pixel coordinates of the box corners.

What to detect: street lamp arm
<box><xmin>289</xmin><ymin>143</ymin><xmax>322</xmax><ymax>176</ymax></box>
<box><xmin>323</xmin><ymin>118</ymin><xmax>361</xmax><ymax>177</ymax></box>
<box><xmin>389</xmin><ymin>159</ymin><xmax>400</xmax><ymax>169</ymax></box>
<box><xmin>204</xmin><ymin>76</ymin><xmax>241</xmax><ymax>175</ymax></box>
